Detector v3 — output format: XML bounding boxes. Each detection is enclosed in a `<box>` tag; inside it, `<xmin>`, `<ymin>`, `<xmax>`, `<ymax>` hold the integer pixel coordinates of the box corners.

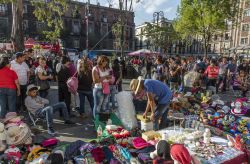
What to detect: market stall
<box><xmin>0</xmin><ymin>89</ymin><xmax>249</xmax><ymax>163</ymax></box>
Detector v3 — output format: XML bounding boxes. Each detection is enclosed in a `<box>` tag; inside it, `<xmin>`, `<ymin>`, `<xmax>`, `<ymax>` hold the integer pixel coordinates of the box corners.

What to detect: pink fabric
<box><xmin>132</xmin><ymin>137</ymin><xmax>149</xmax><ymax>149</ymax></box>
<box><xmin>42</xmin><ymin>138</ymin><xmax>59</xmax><ymax>147</ymax></box>
<box><xmin>102</xmin><ymin>82</ymin><xmax>110</xmax><ymax>94</ymax></box>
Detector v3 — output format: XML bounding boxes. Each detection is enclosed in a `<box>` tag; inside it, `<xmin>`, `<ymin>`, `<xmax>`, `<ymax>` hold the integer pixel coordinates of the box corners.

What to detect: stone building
<box><xmin>0</xmin><ymin>1</ymin><xmax>135</xmax><ymax>51</ymax></box>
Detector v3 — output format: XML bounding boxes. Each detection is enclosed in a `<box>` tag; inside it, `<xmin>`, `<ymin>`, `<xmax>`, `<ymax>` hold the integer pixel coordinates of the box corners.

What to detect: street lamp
<box><xmin>153</xmin><ymin>11</ymin><xmax>164</xmax><ymax>25</ymax></box>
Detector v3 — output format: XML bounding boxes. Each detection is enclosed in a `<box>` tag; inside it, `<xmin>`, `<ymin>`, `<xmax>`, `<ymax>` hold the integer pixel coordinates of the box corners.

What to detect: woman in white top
<box><xmin>92</xmin><ymin>55</ymin><xmax>111</xmax><ymax>118</ymax></box>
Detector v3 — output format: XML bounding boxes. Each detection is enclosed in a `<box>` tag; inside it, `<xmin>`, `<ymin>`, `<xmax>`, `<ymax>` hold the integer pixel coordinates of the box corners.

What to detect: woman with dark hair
<box><xmin>112</xmin><ymin>59</ymin><xmax>122</xmax><ymax>92</ymax></box>
<box><xmin>35</xmin><ymin>56</ymin><xmax>53</xmax><ymax>98</ymax></box>
<box><xmin>57</xmin><ymin>56</ymin><xmax>72</xmax><ymax>116</ymax></box>
<box><xmin>0</xmin><ymin>55</ymin><xmax>20</xmax><ymax>118</ymax></box>
<box><xmin>92</xmin><ymin>55</ymin><xmax>111</xmax><ymax>117</ymax></box>
<box><xmin>77</xmin><ymin>58</ymin><xmax>94</xmax><ymax>118</ymax></box>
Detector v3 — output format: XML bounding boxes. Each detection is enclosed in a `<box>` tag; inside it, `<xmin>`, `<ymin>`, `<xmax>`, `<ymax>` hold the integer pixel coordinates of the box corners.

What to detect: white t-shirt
<box><xmin>93</xmin><ymin>66</ymin><xmax>110</xmax><ymax>88</ymax></box>
<box><xmin>35</xmin><ymin>65</ymin><xmax>47</xmax><ymax>76</ymax></box>
<box><xmin>10</xmin><ymin>60</ymin><xmax>29</xmax><ymax>85</ymax></box>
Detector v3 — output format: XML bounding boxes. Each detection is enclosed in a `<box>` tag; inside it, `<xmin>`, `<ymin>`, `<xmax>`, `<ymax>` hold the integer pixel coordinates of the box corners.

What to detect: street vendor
<box><xmin>130</xmin><ymin>78</ymin><xmax>172</xmax><ymax>130</ymax></box>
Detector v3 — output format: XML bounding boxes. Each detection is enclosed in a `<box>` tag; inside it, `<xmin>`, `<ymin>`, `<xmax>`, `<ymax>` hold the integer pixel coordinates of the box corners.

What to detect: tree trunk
<box><xmin>11</xmin><ymin>0</ymin><xmax>24</xmax><ymax>52</ymax></box>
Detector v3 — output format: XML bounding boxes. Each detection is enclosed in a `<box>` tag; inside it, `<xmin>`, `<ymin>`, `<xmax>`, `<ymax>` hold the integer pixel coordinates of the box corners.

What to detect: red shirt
<box><xmin>0</xmin><ymin>67</ymin><xmax>18</xmax><ymax>89</ymax></box>
<box><xmin>204</xmin><ymin>65</ymin><xmax>219</xmax><ymax>79</ymax></box>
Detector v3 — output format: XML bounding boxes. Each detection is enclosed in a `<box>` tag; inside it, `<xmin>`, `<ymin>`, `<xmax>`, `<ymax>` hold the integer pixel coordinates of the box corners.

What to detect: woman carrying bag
<box><xmin>92</xmin><ymin>55</ymin><xmax>111</xmax><ymax>118</ymax></box>
<box><xmin>35</xmin><ymin>56</ymin><xmax>53</xmax><ymax>98</ymax></box>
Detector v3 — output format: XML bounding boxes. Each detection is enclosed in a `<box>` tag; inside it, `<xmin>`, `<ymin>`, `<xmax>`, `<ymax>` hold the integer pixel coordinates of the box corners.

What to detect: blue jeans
<box><xmin>35</xmin><ymin>102</ymin><xmax>70</xmax><ymax>129</ymax></box>
<box><xmin>153</xmin><ymin>103</ymin><xmax>170</xmax><ymax>130</ymax></box>
<box><xmin>109</xmin><ymin>85</ymin><xmax>117</xmax><ymax>109</ymax></box>
<box><xmin>0</xmin><ymin>88</ymin><xmax>16</xmax><ymax>118</ymax></box>
<box><xmin>93</xmin><ymin>87</ymin><xmax>109</xmax><ymax>118</ymax></box>
<box><xmin>78</xmin><ymin>90</ymin><xmax>94</xmax><ymax>114</ymax></box>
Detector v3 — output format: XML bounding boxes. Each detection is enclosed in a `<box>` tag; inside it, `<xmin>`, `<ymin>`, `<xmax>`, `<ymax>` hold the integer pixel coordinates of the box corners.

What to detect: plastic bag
<box><xmin>116</xmin><ymin>91</ymin><xmax>137</xmax><ymax>130</ymax></box>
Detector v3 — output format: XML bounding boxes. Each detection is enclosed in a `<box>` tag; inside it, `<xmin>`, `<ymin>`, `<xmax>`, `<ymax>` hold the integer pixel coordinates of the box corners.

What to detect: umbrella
<box><xmin>128</xmin><ymin>49</ymin><xmax>159</xmax><ymax>56</ymax></box>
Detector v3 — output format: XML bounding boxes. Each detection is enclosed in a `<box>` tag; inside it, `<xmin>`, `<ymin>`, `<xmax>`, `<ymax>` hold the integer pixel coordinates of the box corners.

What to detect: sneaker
<box><xmin>65</xmin><ymin>120</ymin><xmax>76</xmax><ymax>125</ymax></box>
<box><xmin>48</xmin><ymin>127</ymin><xmax>56</xmax><ymax>136</ymax></box>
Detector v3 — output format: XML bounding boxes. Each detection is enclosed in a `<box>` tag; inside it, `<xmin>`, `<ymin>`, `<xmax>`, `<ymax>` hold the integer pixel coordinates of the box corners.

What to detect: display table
<box><xmin>158</xmin><ymin>127</ymin><xmax>249</xmax><ymax>164</ymax></box>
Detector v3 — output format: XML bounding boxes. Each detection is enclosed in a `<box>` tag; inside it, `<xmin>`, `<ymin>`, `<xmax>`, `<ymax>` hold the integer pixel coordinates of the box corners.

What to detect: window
<box><xmin>88</xmin><ymin>22</ymin><xmax>94</xmax><ymax>33</ymax></box>
<box><xmin>241</xmin><ymin>38</ymin><xmax>248</xmax><ymax>45</ymax></box>
<box><xmin>36</xmin><ymin>22</ymin><xmax>46</xmax><ymax>31</ymax></box>
<box><xmin>101</xmin><ymin>23</ymin><xmax>108</xmax><ymax>36</ymax></box>
<box><xmin>242</xmin><ymin>24</ymin><xmax>249</xmax><ymax>31</ymax></box>
<box><xmin>225</xmin><ymin>33</ymin><xmax>229</xmax><ymax>40</ymax></box>
<box><xmin>23</xmin><ymin>20</ymin><xmax>28</xmax><ymax>30</ymax></box>
<box><xmin>23</xmin><ymin>5</ymin><xmax>28</xmax><ymax>14</ymax></box>
<box><xmin>72</xmin><ymin>20</ymin><xmax>80</xmax><ymax>34</ymax></box>
<box><xmin>73</xmin><ymin>39</ymin><xmax>79</xmax><ymax>48</ymax></box>
<box><xmin>0</xmin><ymin>4</ymin><xmax>7</xmax><ymax>12</ymax></box>
<box><xmin>244</xmin><ymin>9</ymin><xmax>250</xmax><ymax>17</ymax></box>
<box><xmin>214</xmin><ymin>35</ymin><xmax>218</xmax><ymax>41</ymax></box>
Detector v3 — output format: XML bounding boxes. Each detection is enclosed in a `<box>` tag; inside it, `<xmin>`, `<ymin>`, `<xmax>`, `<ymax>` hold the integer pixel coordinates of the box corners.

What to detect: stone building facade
<box><xmin>0</xmin><ymin>1</ymin><xmax>135</xmax><ymax>51</ymax></box>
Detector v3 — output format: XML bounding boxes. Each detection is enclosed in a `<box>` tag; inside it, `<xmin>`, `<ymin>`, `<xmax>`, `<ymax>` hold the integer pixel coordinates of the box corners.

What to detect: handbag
<box><xmin>67</xmin><ymin>72</ymin><xmax>78</xmax><ymax>94</ymax></box>
<box><xmin>36</xmin><ymin>76</ymin><xmax>50</xmax><ymax>91</ymax></box>
<box><xmin>102</xmin><ymin>82</ymin><xmax>110</xmax><ymax>94</ymax></box>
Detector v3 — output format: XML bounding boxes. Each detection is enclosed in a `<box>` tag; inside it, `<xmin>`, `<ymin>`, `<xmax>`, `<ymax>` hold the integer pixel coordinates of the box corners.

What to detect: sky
<box><xmin>79</xmin><ymin>0</ymin><xmax>180</xmax><ymax>25</ymax></box>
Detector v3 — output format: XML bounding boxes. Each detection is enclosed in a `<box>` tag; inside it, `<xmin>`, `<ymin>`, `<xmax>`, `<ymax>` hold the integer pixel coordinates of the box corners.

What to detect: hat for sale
<box><xmin>0</xmin><ymin>122</ymin><xmax>6</xmax><ymax>140</ymax></box>
<box><xmin>170</xmin><ymin>144</ymin><xmax>192</xmax><ymax>164</ymax></box>
<box><xmin>156</xmin><ymin>140</ymin><xmax>171</xmax><ymax>160</ymax></box>
<box><xmin>3</xmin><ymin>112</ymin><xmax>23</xmax><ymax>123</ymax></box>
<box><xmin>6</xmin><ymin>123</ymin><xmax>32</xmax><ymax>146</ymax></box>
<box><xmin>130</xmin><ymin>77</ymin><xmax>143</xmax><ymax>95</ymax></box>
<box><xmin>26</xmin><ymin>84</ymin><xmax>40</xmax><ymax>95</ymax></box>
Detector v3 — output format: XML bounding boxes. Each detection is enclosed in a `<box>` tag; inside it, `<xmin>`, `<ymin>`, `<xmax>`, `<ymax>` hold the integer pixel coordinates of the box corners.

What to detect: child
<box><xmin>25</xmin><ymin>84</ymin><xmax>75</xmax><ymax>135</ymax></box>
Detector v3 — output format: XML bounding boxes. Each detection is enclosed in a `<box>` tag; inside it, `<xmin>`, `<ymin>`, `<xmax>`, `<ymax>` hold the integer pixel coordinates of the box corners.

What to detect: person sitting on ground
<box><xmin>25</xmin><ymin>84</ymin><xmax>75</xmax><ymax>135</ymax></box>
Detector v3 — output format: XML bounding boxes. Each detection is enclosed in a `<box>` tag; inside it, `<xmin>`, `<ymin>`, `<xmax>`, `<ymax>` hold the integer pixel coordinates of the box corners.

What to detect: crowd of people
<box><xmin>135</xmin><ymin>55</ymin><xmax>250</xmax><ymax>97</ymax></box>
<box><xmin>0</xmin><ymin>50</ymin><xmax>124</xmax><ymax>135</ymax></box>
<box><xmin>0</xmin><ymin>49</ymin><xmax>249</xmax><ymax>134</ymax></box>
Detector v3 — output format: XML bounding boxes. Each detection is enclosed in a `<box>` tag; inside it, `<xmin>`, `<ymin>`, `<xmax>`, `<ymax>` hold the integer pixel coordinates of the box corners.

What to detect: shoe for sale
<box><xmin>48</xmin><ymin>127</ymin><xmax>56</xmax><ymax>136</ymax></box>
<box><xmin>65</xmin><ymin>120</ymin><xmax>76</xmax><ymax>125</ymax></box>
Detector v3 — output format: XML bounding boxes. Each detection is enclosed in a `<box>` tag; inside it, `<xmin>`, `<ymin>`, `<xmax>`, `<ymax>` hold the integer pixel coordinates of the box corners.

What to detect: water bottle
<box><xmin>97</xmin><ymin>125</ymin><xmax>102</xmax><ymax>137</ymax></box>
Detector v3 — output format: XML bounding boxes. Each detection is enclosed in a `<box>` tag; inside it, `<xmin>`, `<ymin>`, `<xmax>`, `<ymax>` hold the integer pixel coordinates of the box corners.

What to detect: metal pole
<box><xmin>86</xmin><ymin>0</ymin><xmax>90</xmax><ymax>54</ymax></box>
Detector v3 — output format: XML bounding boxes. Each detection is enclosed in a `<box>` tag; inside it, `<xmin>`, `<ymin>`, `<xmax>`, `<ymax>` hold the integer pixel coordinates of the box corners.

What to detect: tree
<box><xmin>31</xmin><ymin>0</ymin><xmax>68</xmax><ymax>41</ymax></box>
<box><xmin>112</xmin><ymin>0</ymin><xmax>140</xmax><ymax>57</ymax></box>
<box><xmin>174</xmin><ymin>0</ymin><xmax>239</xmax><ymax>56</ymax></box>
<box><xmin>0</xmin><ymin>0</ymin><xmax>69</xmax><ymax>51</ymax></box>
<box><xmin>143</xmin><ymin>22</ymin><xmax>178</xmax><ymax>53</ymax></box>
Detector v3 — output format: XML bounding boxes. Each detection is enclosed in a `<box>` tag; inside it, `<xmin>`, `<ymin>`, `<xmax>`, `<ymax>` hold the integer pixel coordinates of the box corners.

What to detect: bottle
<box><xmin>97</xmin><ymin>125</ymin><xmax>102</xmax><ymax>137</ymax></box>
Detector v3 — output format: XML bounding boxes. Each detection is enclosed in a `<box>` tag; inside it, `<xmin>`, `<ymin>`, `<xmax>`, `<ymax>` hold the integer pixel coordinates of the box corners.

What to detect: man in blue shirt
<box><xmin>130</xmin><ymin>78</ymin><xmax>172</xmax><ymax>130</ymax></box>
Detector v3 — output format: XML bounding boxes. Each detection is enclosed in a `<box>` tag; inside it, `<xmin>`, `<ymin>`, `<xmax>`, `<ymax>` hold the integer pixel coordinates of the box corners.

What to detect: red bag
<box><xmin>67</xmin><ymin>72</ymin><xmax>78</xmax><ymax>94</ymax></box>
<box><xmin>102</xmin><ymin>82</ymin><xmax>110</xmax><ymax>94</ymax></box>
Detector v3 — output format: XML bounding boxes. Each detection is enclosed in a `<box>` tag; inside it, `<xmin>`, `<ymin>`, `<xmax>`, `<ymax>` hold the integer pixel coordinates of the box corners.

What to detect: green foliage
<box><xmin>143</xmin><ymin>22</ymin><xmax>178</xmax><ymax>53</ymax></box>
<box><xmin>31</xmin><ymin>0</ymin><xmax>69</xmax><ymax>41</ymax></box>
<box><xmin>174</xmin><ymin>0</ymin><xmax>240</xmax><ymax>55</ymax></box>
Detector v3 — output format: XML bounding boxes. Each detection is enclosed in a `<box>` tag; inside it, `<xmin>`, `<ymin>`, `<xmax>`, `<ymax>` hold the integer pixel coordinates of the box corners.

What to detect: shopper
<box><xmin>77</xmin><ymin>58</ymin><xmax>94</xmax><ymax>118</ymax></box>
<box><xmin>92</xmin><ymin>55</ymin><xmax>111</xmax><ymax>118</ymax></box>
<box><xmin>0</xmin><ymin>55</ymin><xmax>20</xmax><ymax>118</ymax></box>
<box><xmin>57</xmin><ymin>56</ymin><xmax>72</xmax><ymax>116</ymax></box>
<box><xmin>35</xmin><ymin>56</ymin><xmax>53</xmax><ymax>98</ymax></box>
<box><xmin>11</xmin><ymin>52</ymin><xmax>30</xmax><ymax>112</ymax></box>
<box><xmin>217</xmin><ymin>57</ymin><xmax>228</xmax><ymax>93</ymax></box>
<box><xmin>25</xmin><ymin>84</ymin><xmax>75</xmax><ymax>136</ymax></box>
<box><xmin>130</xmin><ymin>78</ymin><xmax>172</xmax><ymax>130</ymax></box>
<box><xmin>203</xmin><ymin>59</ymin><xmax>219</xmax><ymax>93</ymax></box>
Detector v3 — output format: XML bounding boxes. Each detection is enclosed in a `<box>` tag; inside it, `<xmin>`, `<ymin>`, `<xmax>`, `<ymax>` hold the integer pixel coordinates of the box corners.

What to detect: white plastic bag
<box><xmin>116</xmin><ymin>91</ymin><xmax>137</xmax><ymax>129</ymax></box>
